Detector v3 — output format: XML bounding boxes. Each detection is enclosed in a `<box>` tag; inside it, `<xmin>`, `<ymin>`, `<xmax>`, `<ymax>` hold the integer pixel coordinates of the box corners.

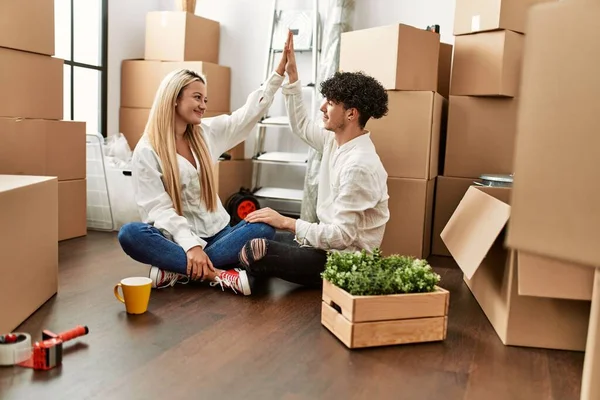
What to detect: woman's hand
<box><xmin>285</xmin><ymin>31</ymin><xmax>298</xmax><ymax>83</ymax></box>
<box><xmin>186</xmin><ymin>246</ymin><xmax>215</xmax><ymax>281</ymax></box>
<box><xmin>275</xmin><ymin>30</ymin><xmax>292</xmax><ymax>76</ymax></box>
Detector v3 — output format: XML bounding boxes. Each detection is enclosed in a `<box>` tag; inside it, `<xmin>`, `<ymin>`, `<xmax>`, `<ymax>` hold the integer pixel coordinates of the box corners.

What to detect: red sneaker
<box><xmin>210</xmin><ymin>268</ymin><xmax>251</xmax><ymax>295</ymax></box>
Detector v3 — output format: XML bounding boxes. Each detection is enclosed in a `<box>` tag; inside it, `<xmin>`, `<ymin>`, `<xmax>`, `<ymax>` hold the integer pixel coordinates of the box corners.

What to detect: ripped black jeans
<box><xmin>239</xmin><ymin>232</ymin><xmax>327</xmax><ymax>287</ymax></box>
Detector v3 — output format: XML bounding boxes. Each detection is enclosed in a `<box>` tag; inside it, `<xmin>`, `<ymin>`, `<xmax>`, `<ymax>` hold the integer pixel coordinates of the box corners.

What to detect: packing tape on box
<box><xmin>0</xmin><ymin>333</ymin><xmax>32</xmax><ymax>366</ymax></box>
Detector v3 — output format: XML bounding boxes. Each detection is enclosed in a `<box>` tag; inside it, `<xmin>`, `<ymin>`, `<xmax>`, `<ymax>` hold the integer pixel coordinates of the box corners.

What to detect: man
<box><xmin>239</xmin><ymin>33</ymin><xmax>390</xmax><ymax>286</ymax></box>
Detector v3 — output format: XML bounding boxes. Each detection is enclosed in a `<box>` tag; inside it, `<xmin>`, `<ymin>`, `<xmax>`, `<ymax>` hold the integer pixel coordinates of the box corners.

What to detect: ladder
<box><xmin>250</xmin><ymin>0</ymin><xmax>320</xmax><ymax>216</ymax></box>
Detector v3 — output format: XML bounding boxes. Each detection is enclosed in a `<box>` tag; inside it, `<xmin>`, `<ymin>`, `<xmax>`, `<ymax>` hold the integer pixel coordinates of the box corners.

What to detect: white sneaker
<box><xmin>148</xmin><ymin>266</ymin><xmax>190</xmax><ymax>289</ymax></box>
<box><xmin>210</xmin><ymin>268</ymin><xmax>251</xmax><ymax>295</ymax></box>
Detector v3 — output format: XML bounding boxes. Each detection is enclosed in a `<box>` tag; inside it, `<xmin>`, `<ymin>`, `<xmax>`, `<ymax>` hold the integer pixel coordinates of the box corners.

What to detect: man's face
<box><xmin>319</xmin><ymin>98</ymin><xmax>347</xmax><ymax>132</ymax></box>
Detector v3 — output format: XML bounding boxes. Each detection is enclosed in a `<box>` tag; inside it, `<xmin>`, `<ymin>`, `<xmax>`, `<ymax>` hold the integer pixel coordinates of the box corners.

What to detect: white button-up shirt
<box><xmin>131</xmin><ymin>71</ymin><xmax>284</xmax><ymax>252</ymax></box>
<box><xmin>282</xmin><ymin>80</ymin><xmax>390</xmax><ymax>253</ymax></box>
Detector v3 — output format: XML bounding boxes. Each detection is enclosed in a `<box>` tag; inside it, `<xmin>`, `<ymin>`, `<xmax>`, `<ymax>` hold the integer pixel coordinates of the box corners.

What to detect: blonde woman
<box><xmin>118</xmin><ymin>39</ymin><xmax>290</xmax><ymax>295</ymax></box>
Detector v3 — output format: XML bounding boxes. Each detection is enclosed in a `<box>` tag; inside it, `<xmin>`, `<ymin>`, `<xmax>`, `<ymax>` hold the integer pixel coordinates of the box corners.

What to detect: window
<box><xmin>55</xmin><ymin>0</ymin><xmax>108</xmax><ymax>137</ymax></box>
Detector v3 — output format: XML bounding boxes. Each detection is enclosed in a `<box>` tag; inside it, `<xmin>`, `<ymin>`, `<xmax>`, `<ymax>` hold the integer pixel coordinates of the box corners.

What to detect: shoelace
<box><xmin>209</xmin><ymin>273</ymin><xmax>239</xmax><ymax>294</ymax></box>
<box><xmin>158</xmin><ymin>271</ymin><xmax>188</xmax><ymax>289</ymax></box>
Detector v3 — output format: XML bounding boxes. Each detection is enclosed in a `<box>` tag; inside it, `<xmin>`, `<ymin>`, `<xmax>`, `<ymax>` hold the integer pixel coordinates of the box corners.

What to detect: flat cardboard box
<box><xmin>0</xmin><ymin>118</ymin><xmax>86</xmax><ymax>181</ymax></box>
<box><xmin>215</xmin><ymin>159</ymin><xmax>252</xmax><ymax>203</ymax></box>
<box><xmin>450</xmin><ymin>30</ymin><xmax>524</xmax><ymax>97</ymax></box>
<box><xmin>0</xmin><ymin>175</ymin><xmax>58</xmax><ymax>333</ymax></box>
<box><xmin>437</xmin><ymin>43</ymin><xmax>453</xmax><ymax>99</ymax></box>
<box><xmin>431</xmin><ymin>176</ymin><xmax>479</xmax><ymax>257</ymax></box>
<box><xmin>0</xmin><ymin>48</ymin><xmax>63</xmax><ymax>119</ymax></box>
<box><xmin>444</xmin><ymin>96</ymin><xmax>518</xmax><ymax>178</ymax></box>
<box><xmin>145</xmin><ymin>11</ymin><xmax>220</xmax><ymax>63</ymax></box>
<box><xmin>441</xmin><ymin>186</ymin><xmax>590</xmax><ymax>351</ymax></box>
<box><xmin>518</xmin><ymin>251</ymin><xmax>593</xmax><ymax>301</ymax></box>
<box><xmin>505</xmin><ymin>0</ymin><xmax>600</xmax><ymax>268</ymax></box>
<box><xmin>59</xmin><ymin>179</ymin><xmax>87</xmax><ymax>241</ymax></box>
<box><xmin>0</xmin><ymin>0</ymin><xmax>54</xmax><ymax>56</ymax></box>
<box><xmin>380</xmin><ymin>178</ymin><xmax>435</xmax><ymax>259</ymax></box>
<box><xmin>118</xmin><ymin>108</ymin><xmax>241</xmax><ymax>158</ymax></box>
<box><xmin>340</xmin><ymin>24</ymin><xmax>440</xmax><ymax>91</ymax></box>
<box><xmin>121</xmin><ymin>60</ymin><xmax>230</xmax><ymax>113</ymax></box>
<box><xmin>368</xmin><ymin>92</ymin><xmax>444</xmax><ymax>179</ymax></box>
<box><xmin>453</xmin><ymin>0</ymin><xmax>556</xmax><ymax>36</ymax></box>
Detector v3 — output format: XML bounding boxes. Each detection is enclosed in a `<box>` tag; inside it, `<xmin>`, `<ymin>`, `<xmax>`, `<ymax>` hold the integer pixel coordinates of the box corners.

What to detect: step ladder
<box><xmin>251</xmin><ymin>0</ymin><xmax>321</xmax><ymax>216</ymax></box>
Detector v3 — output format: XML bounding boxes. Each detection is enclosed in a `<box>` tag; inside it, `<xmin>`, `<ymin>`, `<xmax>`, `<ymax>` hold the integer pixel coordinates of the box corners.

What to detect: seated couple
<box><xmin>118</xmin><ymin>32</ymin><xmax>390</xmax><ymax>295</ymax></box>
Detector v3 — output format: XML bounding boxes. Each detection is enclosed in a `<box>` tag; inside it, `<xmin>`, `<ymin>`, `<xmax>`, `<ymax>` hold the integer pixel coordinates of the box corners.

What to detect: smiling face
<box><xmin>175</xmin><ymin>80</ymin><xmax>207</xmax><ymax>125</ymax></box>
<box><xmin>319</xmin><ymin>98</ymin><xmax>350</xmax><ymax>132</ymax></box>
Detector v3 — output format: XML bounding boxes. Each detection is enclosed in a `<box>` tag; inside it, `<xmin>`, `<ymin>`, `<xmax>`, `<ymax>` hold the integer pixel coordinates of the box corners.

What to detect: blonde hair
<box><xmin>145</xmin><ymin>69</ymin><xmax>218</xmax><ymax>213</ymax></box>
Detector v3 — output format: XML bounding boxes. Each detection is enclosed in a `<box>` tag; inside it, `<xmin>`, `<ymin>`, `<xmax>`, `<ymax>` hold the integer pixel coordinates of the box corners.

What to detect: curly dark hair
<box><xmin>320</xmin><ymin>71</ymin><xmax>388</xmax><ymax>128</ymax></box>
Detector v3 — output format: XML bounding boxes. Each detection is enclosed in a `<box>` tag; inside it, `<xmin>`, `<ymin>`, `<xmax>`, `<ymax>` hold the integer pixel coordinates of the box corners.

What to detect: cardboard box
<box><xmin>145</xmin><ymin>11</ymin><xmax>220</xmax><ymax>63</ymax></box>
<box><xmin>340</xmin><ymin>24</ymin><xmax>440</xmax><ymax>91</ymax></box>
<box><xmin>450</xmin><ymin>30</ymin><xmax>524</xmax><ymax>97</ymax></box>
<box><xmin>368</xmin><ymin>92</ymin><xmax>444</xmax><ymax>179</ymax></box>
<box><xmin>441</xmin><ymin>186</ymin><xmax>590</xmax><ymax>351</ymax></box>
<box><xmin>0</xmin><ymin>175</ymin><xmax>58</xmax><ymax>333</ymax></box>
<box><xmin>437</xmin><ymin>43</ymin><xmax>453</xmax><ymax>99</ymax></box>
<box><xmin>59</xmin><ymin>179</ymin><xmax>87</xmax><ymax>241</ymax></box>
<box><xmin>431</xmin><ymin>176</ymin><xmax>480</xmax><ymax>257</ymax></box>
<box><xmin>215</xmin><ymin>159</ymin><xmax>252</xmax><ymax>202</ymax></box>
<box><xmin>0</xmin><ymin>0</ymin><xmax>55</xmax><ymax>56</ymax></box>
<box><xmin>453</xmin><ymin>0</ymin><xmax>556</xmax><ymax>36</ymax></box>
<box><xmin>118</xmin><ymin>107</ymin><xmax>237</xmax><ymax>155</ymax></box>
<box><xmin>121</xmin><ymin>60</ymin><xmax>230</xmax><ymax>113</ymax></box>
<box><xmin>0</xmin><ymin>118</ymin><xmax>86</xmax><ymax>181</ymax></box>
<box><xmin>505</xmin><ymin>0</ymin><xmax>600</xmax><ymax>268</ymax></box>
<box><xmin>444</xmin><ymin>96</ymin><xmax>517</xmax><ymax>178</ymax></box>
<box><xmin>0</xmin><ymin>48</ymin><xmax>63</xmax><ymax>119</ymax></box>
<box><xmin>380</xmin><ymin>178</ymin><xmax>435</xmax><ymax>259</ymax></box>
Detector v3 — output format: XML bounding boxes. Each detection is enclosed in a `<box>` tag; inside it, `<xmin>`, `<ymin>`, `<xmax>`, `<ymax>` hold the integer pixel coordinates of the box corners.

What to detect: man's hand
<box><xmin>245</xmin><ymin>207</ymin><xmax>296</xmax><ymax>232</ymax></box>
<box><xmin>186</xmin><ymin>246</ymin><xmax>215</xmax><ymax>281</ymax></box>
<box><xmin>275</xmin><ymin>30</ymin><xmax>292</xmax><ymax>76</ymax></box>
<box><xmin>285</xmin><ymin>30</ymin><xmax>298</xmax><ymax>83</ymax></box>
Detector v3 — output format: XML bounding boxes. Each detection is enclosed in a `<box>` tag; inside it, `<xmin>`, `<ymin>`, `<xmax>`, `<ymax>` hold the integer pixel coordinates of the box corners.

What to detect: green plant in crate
<box><xmin>321</xmin><ymin>249</ymin><xmax>441</xmax><ymax>296</ymax></box>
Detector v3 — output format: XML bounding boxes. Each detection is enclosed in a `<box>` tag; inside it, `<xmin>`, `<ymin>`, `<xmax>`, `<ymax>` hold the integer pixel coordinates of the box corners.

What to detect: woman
<box><xmin>118</xmin><ymin>36</ymin><xmax>291</xmax><ymax>295</ymax></box>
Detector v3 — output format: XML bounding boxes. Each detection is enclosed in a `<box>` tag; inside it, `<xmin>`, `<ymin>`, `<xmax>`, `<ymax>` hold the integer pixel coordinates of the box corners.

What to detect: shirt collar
<box><xmin>337</xmin><ymin>131</ymin><xmax>372</xmax><ymax>153</ymax></box>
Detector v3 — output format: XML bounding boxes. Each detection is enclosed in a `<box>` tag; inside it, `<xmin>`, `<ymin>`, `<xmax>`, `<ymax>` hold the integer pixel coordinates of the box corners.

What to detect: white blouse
<box><xmin>282</xmin><ymin>79</ymin><xmax>390</xmax><ymax>253</ymax></box>
<box><xmin>131</xmin><ymin>71</ymin><xmax>285</xmax><ymax>252</ymax></box>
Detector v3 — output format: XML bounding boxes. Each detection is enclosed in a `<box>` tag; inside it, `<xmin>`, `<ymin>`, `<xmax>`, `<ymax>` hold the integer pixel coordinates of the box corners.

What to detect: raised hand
<box><xmin>276</xmin><ymin>30</ymin><xmax>292</xmax><ymax>76</ymax></box>
<box><xmin>285</xmin><ymin>30</ymin><xmax>298</xmax><ymax>83</ymax></box>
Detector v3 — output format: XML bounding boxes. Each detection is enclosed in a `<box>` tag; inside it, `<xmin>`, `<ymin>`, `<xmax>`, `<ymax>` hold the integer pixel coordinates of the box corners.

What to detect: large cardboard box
<box><xmin>441</xmin><ymin>186</ymin><xmax>590</xmax><ymax>351</ymax></box>
<box><xmin>340</xmin><ymin>24</ymin><xmax>440</xmax><ymax>91</ymax></box>
<box><xmin>0</xmin><ymin>0</ymin><xmax>55</xmax><ymax>56</ymax></box>
<box><xmin>215</xmin><ymin>159</ymin><xmax>252</xmax><ymax>203</ymax></box>
<box><xmin>431</xmin><ymin>176</ymin><xmax>479</xmax><ymax>257</ymax></box>
<box><xmin>118</xmin><ymin>108</ymin><xmax>240</xmax><ymax>158</ymax></box>
<box><xmin>368</xmin><ymin>92</ymin><xmax>444</xmax><ymax>179</ymax></box>
<box><xmin>121</xmin><ymin>60</ymin><xmax>230</xmax><ymax>113</ymax></box>
<box><xmin>450</xmin><ymin>30</ymin><xmax>524</xmax><ymax>97</ymax></box>
<box><xmin>0</xmin><ymin>48</ymin><xmax>63</xmax><ymax>119</ymax></box>
<box><xmin>59</xmin><ymin>179</ymin><xmax>87</xmax><ymax>241</ymax></box>
<box><xmin>453</xmin><ymin>0</ymin><xmax>556</xmax><ymax>36</ymax></box>
<box><xmin>380</xmin><ymin>178</ymin><xmax>435</xmax><ymax>259</ymax></box>
<box><xmin>0</xmin><ymin>175</ymin><xmax>58</xmax><ymax>333</ymax></box>
<box><xmin>505</xmin><ymin>1</ymin><xmax>600</xmax><ymax>268</ymax></box>
<box><xmin>444</xmin><ymin>96</ymin><xmax>517</xmax><ymax>178</ymax></box>
<box><xmin>437</xmin><ymin>43</ymin><xmax>453</xmax><ymax>99</ymax></box>
<box><xmin>0</xmin><ymin>118</ymin><xmax>86</xmax><ymax>181</ymax></box>
<box><xmin>145</xmin><ymin>11</ymin><xmax>220</xmax><ymax>63</ymax></box>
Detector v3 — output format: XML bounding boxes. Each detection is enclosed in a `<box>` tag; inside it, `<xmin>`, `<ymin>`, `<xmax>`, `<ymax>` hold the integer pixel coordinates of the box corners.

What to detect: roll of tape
<box><xmin>0</xmin><ymin>333</ymin><xmax>32</xmax><ymax>366</ymax></box>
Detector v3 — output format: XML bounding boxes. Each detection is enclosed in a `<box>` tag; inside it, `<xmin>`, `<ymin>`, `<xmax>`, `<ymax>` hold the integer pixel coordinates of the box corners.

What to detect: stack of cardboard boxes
<box><xmin>440</xmin><ymin>0</ymin><xmax>592</xmax><ymax>352</ymax></box>
<box><xmin>432</xmin><ymin>0</ymin><xmax>553</xmax><ymax>257</ymax></box>
<box><xmin>339</xmin><ymin>24</ymin><xmax>445</xmax><ymax>259</ymax></box>
<box><xmin>119</xmin><ymin>9</ymin><xmax>250</xmax><ymax>204</ymax></box>
<box><xmin>0</xmin><ymin>0</ymin><xmax>86</xmax><ymax>332</ymax></box>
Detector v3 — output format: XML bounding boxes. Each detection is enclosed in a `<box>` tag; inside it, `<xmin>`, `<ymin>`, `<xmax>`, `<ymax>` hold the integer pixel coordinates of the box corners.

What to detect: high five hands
<box><xmin>275</xmin><ymin>30</ymin><xmax>298</xmax><ymax>83</ymax></box>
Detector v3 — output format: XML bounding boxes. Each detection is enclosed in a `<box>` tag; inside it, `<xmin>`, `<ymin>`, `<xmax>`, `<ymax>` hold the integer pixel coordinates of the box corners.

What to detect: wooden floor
<box><xmin>0</xmin><ymin>231</ymin><xmax>584</xmax><ymax>399</ymax></box>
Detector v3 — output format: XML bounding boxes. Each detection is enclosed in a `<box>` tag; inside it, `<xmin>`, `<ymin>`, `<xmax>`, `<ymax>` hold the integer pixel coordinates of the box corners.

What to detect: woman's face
<box><xmin>175</xmin><ymin>80</ymin><xmax>207</xmax><ymax>125</ymax></box>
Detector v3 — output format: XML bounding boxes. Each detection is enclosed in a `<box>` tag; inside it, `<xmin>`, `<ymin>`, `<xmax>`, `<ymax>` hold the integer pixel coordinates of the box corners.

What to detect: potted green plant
<box><xmin>321</xmin><ymin>249</ymin><xmax>449</xmax><ymax>348</ymax></box>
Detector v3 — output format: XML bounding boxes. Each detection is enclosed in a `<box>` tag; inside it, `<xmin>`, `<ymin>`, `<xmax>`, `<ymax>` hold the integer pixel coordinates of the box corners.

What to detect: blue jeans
<box><xmin>117</xmin><ymin>221</ymin><xmax>276</xmax><ymax>275</ymax></box>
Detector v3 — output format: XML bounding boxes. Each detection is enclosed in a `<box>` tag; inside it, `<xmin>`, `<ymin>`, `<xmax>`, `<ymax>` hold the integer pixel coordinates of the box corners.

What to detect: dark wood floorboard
<box><xmin>0</xmin><ymin>232</ymin><xmax>584</xmax><ymax>400</ymax></box>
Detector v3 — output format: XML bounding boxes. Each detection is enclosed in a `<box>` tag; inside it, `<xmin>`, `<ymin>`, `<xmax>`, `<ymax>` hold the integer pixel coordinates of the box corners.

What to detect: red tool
<box><xmin>17</xmin><ymin>325</ymin><xmax>89</xmax><ymax>371</ymax></box>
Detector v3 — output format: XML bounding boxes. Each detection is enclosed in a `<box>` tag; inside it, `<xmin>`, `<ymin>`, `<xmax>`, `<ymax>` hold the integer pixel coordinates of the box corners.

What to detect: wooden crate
<box><xmin>321</xmin><ymin>279</ymin><xmax>449</xmax><ymax>348</ymax></box>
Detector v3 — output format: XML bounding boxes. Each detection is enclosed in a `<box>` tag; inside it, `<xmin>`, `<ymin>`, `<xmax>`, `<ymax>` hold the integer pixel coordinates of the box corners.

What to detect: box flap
<box><xmin>441</xmin><ymin>186</ymin><xmax>511</xmax><ymax>279</ymax></box>
<box><xmin>0</xmin><ymin>175</ymin><xmax>56</xmax><ymax>193</ymax></box>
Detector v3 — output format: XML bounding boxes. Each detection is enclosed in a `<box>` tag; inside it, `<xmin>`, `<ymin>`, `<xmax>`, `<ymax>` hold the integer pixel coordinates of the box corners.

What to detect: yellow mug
<box><xmin>114</xmin><ymin>277</ymin><xmax>152</xmax><ymax>314</ymax></box>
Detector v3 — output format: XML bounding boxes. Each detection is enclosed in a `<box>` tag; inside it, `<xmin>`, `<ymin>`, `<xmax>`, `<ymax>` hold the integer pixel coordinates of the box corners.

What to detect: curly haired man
<box><xmin>240</xmin><ymin>31</ymin><xmax>390</xmax><ymax>287</ymax></box>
